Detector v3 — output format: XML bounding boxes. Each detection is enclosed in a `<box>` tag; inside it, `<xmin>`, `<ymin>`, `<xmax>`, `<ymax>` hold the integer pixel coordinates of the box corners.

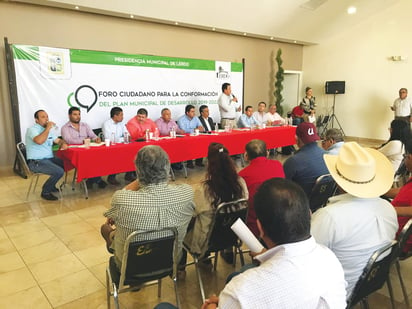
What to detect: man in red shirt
<box><xmin>239</xmin><ymin>139</ymin><xmax>285</xmax><ymax>236</ymax></box>
<box><xmin>388</xmin><ymin>141</ymin><xmax>412</xmax><ymax>252</ymax></box>
<box><xmin>292</xmin><ymin>104</ymin><xmax>305</xmax><ymax>125</ymax></box>
<box><xmin>126</xmin><ymin>108</ymin><xmax>158</xmax><ymax>140</ymax></box>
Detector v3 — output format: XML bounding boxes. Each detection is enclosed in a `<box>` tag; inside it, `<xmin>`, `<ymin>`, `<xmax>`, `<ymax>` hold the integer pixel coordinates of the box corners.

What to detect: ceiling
<box><xmin>8</xmin><ymin>0</ymin><xmax>400</xmax><ymax>45</ymax></box>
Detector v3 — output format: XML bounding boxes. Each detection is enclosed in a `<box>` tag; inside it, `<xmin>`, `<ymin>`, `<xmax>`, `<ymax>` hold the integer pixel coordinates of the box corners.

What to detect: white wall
<box><xmin>302</xmin><ymin>0</ymin><xmax>412</xmax><ymax>140</ymax></box>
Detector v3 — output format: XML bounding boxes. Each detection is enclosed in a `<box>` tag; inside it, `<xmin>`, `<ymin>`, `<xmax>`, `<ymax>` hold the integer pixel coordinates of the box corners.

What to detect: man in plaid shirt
<box><xmin>101</xmin><ymin>145</ymin><xmax>195</xmax><ymax>270</ymax></box>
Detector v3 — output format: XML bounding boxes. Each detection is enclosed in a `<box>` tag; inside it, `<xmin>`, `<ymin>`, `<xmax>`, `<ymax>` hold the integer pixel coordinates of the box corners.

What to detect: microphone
<box><xmin>232</xmin><ymin>93</ymin><xmax>236</xmax><ymax>98</ymax></box>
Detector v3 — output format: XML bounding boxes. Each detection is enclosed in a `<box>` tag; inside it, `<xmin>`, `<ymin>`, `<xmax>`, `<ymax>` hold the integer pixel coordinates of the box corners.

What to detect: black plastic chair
<box><xmin>183</xmin><ymin>198</ymin><xmax>248</xmax><ymax>301</ymax></box>
<box><xmin>346</xmin><ymin>240</ymin><xmax>399</xmax><ymax>309</ymax></box>
<box><xmin>106</xmin><ymin>227</ymin><xmax>180</xmax><ymax>309</ymax></box>
<box><xmin>395</xmin><ymin>218</ymin><xmax>412</xmax><ymax>307</ymax></box>
<box><xmin>309</xmin><ymin>174</ymin><xmax>337</xmax><ymax>212</ymax></box>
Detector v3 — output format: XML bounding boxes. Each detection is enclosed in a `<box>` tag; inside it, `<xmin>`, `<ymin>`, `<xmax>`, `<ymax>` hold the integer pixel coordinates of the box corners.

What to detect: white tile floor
<box><xmin>0</xmin><ymin>148</ymin><xmax>410</xmax><ymax>308</ymax></box>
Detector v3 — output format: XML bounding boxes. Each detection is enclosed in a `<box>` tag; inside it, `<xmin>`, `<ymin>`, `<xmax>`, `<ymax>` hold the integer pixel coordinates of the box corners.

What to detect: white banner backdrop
<box><xmin>12</xmin><ymin>45</ymin><xmax>244</xmax><ymax>139</ymax></box>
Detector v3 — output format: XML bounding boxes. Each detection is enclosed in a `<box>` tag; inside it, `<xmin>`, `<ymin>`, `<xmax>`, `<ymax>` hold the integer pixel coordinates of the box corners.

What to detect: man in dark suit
<box><xmin>198</xmin><ymin>105</ymin><xmax>214</xmax><ymax>132</ymax></box>
<box><xmin>196</xmin><ymin>105</ymin><xmax>215</xmax><ymax>166</ymax></box>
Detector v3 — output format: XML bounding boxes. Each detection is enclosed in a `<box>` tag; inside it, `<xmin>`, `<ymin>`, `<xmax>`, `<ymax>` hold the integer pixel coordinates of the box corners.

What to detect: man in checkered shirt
<box><xmin>101</xmin><ymin>145</ymin><xmax>195</xmax><ymax>270</ymax></box>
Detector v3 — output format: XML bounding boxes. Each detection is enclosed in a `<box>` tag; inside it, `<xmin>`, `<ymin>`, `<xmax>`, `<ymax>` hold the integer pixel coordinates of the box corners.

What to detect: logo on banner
<box><xmin>216</xmin><ymin>66</ymin><xmax>230</xmax><ymax>80</ymax></box>
<box><xmin>67</xmin><ymin>85</ymin><xmax>98</xmax><ymax>112</ymax></box>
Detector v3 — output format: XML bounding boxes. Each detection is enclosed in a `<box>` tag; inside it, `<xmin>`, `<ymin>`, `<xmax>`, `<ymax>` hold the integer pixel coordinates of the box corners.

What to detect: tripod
<box><xmin>320</xmin><ymin>93</ymin><xmax>345</xmax><ymax>137</ymax></box>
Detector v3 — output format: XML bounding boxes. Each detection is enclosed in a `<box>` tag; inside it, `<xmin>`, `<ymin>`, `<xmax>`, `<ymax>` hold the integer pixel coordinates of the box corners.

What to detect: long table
<box><xmin>58</xmin><ymin>126</ymin><xmax>296</xmax><ymax>182</ymax></box>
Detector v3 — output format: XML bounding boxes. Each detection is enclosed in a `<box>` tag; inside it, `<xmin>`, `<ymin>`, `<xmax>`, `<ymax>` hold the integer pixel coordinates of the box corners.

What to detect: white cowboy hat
<box><xmin>323</xmin><ymin>141</ymin><xmax>393</xmax><ymax>198</ymax></box>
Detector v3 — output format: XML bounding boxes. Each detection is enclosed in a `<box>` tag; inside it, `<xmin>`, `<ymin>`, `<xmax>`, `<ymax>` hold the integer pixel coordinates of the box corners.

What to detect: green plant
<box><xmin>274</xmin><ymin>48</ymin><xmax>284</xmax><ymax>115</ymax></box>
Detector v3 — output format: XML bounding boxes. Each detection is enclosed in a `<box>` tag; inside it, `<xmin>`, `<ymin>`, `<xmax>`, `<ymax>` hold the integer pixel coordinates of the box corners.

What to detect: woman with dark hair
<box><xmin>184</xmin><ymin>142</ymin><xmax>248</xmax><ymax>259</ymax></box>
<box><xmin>378</xmin><ymin>119</ymin><xmax>412</xmax><ymax>172</ymax></box>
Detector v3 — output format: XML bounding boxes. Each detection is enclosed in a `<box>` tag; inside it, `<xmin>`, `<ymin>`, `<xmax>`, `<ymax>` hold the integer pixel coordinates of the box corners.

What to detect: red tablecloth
<box><xmin>58</xmin><ymin>126</ymin><xmax>296</xmax><ymax>182</ymax></box>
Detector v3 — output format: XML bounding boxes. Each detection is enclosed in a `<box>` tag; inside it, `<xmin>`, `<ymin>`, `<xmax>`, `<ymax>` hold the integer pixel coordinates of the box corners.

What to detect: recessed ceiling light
<box><xmin>75</xmin><ymin>5</ymin><xmax>79</xmax><ymax>10</ymax></box>
<box><xmin>347</xmin><ymin>6</ymin><xmax>357</xmax><ymax>14</ymax></box>
<box><xmin>212</xmin><ymin>27</ymin><xmax>216</xmax><ymax>31</ymax></box>
<box><xmin>294</xmin><ymin>40</ymin><xmax>297</xmax><ymax>43</ymax></box>
<box><xmin>243</xmin><ymin>32</ymin><xmax>247</xmax><ymax>36</ymax></box>
<box><xmin>270</xmin><ymin>37</ymin><xmax>274</xmax><ymax>40</ymax></box>
<box><xmin>175</xmin><ymin>22</ymin><xmax>179</xmax><ymax>25</ymax></box>
<box><xmin>130</xmin><ymin>14</ymin><xmax>134</xmax><ymax>19</ymax></box>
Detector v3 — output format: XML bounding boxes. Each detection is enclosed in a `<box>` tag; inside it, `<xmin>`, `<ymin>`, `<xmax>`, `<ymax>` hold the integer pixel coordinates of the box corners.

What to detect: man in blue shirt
<box><xmin>238</xmin><ymin>106</ymin><xmax>259</xmax><ymax>128</ymax></box>
<box><xmin>25</xmin><ymin>110</ymin><xmax>68</xmax><ymax>200</ymax></box>
<box><xmin>177</xmin><ymin>104</ymin><xmax>204</xmax><ymax>134</ymax></box>
<box><xmin>283</xmin><ymin>122</ymin><xmax>328</xmax><ymax>197</ymax></box>
<box><xmin>177</xmin><ymin>105</ymin><xmax>204</xmax><ymax>168</ymax></box>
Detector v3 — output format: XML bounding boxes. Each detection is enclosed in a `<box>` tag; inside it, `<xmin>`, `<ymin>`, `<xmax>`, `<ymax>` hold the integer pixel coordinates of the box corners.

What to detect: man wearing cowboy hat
<box><xmin>283</xmin><ymin>122</ymin><xmax>329</xmax><ymax>196</ymax></box>
<box><xmin>311</xmin><ymin>142</ymin><xmax>398</xmax><ymax>298</ymax></box>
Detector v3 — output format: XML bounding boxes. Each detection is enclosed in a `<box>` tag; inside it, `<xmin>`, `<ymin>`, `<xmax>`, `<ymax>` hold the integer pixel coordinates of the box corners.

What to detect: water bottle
<box><xmin>170</xmin><ymin>126</ymin><xmax>176</xmax><ymax>138</ymax></box>
<box><xmin>110</xmin><ymin>132</ymin><xmax>116</xmax><ymax>145</ymax></box>
<box><xmin>215</xmin><ymin>123</ymin><xmax>219</xmax><ymax>133</ymax></box>
<box><xmin>145</xmin><ymin>129</ymin><xmax>150</xmax><ymax>142</ymax></box>
<box><xmin>124</xmin><ymin>131</ymin><xmax>129</xmax><ymax>144</ymax></box>
<box><xmin>154</xmin><ymin>128</ymin><xmax>159</xmax><ymax>140</ymax></box>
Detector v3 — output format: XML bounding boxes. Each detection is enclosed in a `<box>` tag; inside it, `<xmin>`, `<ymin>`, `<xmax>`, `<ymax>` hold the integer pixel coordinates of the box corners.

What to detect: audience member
<box><xmin>377</xmin><ymin>119</ymin><xmax>411</xmax><ymax>173</ymax></box>
<box><xmin>100</xmin><ymin>145</ymin><xmax>195</xmax><ymax>271</ymax></box>
<box><xmin>155</xmin><ymin>108</ymin><xmax>184</xmax><ymax>136</ymax></box>
<box><xmin>252</xmin><ymin>101</ymin><xmax>267</xmax><ymax>125</ymax></box>
<box><xmin>322</xmin><ymin>128</ymin><xmax>345</xmax><ymax>155</ymax></box>
<box><xmin>311</xmin><ymin>142</ymin><xmax>398</xmax><ymax>297</ymax></box>
<box><xmin>283</xmin><ymin>122</ymin><xmax>328</xmax><ymax>196</ymax></box>
<box><xmin>183</xmin><ymin>142</ymin><xmax>248</xmax><ymax>264</ymax></box>
<box><xmin>178</xmin><ymin>104</ymin><xmax>204</xmax><ymax>168</ymax></box>
<box><xmin>391</xmin><ymin>88</ymin><xmax>412</xmax><ymax>123</ymax></box>
<box><xmin>102</xmin><ymin>107</ymin><xmax>128</xmax><ymax>185</ymax></box>
<box><xmin>61</xmin><ymin>107</ymin><xmax>107</xmax><ymax>189</ymax></box>
<box><xmin>218</xmin><ymin>83</ymin><xmax>240</xmax><ymax>129</ymax></box>
<box><xmin>202</xmin><ymin>178</ymin><xmax>347</xmax><ymax>308</ymax></box>
<box><xmin>126</xmin><ymin>108</ymin><xmax>158</xmax><ymax>140</ymax></box>
<box><xmin>291</xmin><ymin>104</ymin><xmax>305</xmax><ymax>125</ymax></box>
<box><xmin>237</xmin><ymin>106</ymin><xmax>258</xmax><ymax>128</ymax></box>
<box><xmin>238</xmin><ymin>139</ymin><xmax>284</xmax><ymax>236</ymax></box>
<box><xmin>263</xmin><ymin>104</ymin><xmax>285</xmax><ymax>126</ymax></box>
<box><xmin>385</xmin><ymin>141</ymin><xmax>412</xmax><ymax>253</ymax></box>
<box><xmin>25</xmin><ymin>109</ymin><xmax>68</xmax><ymax>201</ymax></box>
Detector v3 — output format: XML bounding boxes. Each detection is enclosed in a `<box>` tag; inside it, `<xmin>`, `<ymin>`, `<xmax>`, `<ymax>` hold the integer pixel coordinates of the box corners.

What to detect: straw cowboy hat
<box><xmin>323</xmin><ymin>142</ymin><xmax>393</xmax><ymax>198</ymax></box>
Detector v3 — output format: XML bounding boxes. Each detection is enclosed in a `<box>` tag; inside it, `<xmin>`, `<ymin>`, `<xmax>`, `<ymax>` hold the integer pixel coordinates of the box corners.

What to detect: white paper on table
<box><xmin>231</xmin><ymin>218</ymin><xmax>264</xmax><ymax>253</ymax></box>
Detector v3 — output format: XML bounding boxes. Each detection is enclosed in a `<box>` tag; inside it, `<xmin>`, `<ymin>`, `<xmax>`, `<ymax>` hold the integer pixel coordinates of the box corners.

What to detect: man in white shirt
<box><xmin>252</xmin><ymin>101</ymin><xmax>267</xmax><ymax>125</ymax></box>
<box><xmin>202</xmin><ymin>178</ymin><xmax>347</xmax><ymax>309</ymax></box>
<box><xmin>391</xmin><ymin>88</ymin><xmax>412</xmax><ymax>123</ymax></box>
<box><xmin>103</xmin><ymin>107</ymin><xmax>134</xmax><ymax>184</ymax></box>
<box><xmin>218</xmin><ymin>83</ymin><xmax>241</xmax><ymax>129</ymax></box>
<box><xmin>263</xmin><ymin>104</ymin><xmax>285</xmax><ymax>125</ymax></box>
<box><xmin>311</xmin><ymin>142</ymin><xmax>398</xmax><ymax>298</ymax></box>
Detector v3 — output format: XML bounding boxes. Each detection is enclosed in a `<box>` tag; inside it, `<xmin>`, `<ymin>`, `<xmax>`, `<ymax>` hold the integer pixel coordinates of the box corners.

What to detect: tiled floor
<box><xmin>0</xmin><ymin>148</ymin><xmax>411</xmax><ymax>308</ymax></box>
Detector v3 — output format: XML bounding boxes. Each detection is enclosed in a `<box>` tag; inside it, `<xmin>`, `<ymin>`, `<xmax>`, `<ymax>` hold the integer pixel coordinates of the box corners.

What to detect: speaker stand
<box><xmin>320</xmin><ymin>93</ymin><xmax>345</xmax><ymax>137</ymax></box>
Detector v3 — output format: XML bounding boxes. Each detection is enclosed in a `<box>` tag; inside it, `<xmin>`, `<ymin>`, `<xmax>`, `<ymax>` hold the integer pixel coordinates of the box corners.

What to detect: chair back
<box><xmin>346</xmin><ymin>240</ymin><xmax>399</xmax><ymax>308</ymax></box>
<box><xmin>16</xmin><ymin>142</ymin><xmax>32</xmax><ymax>177</ymax></box>
<box><xmin>397</xmin><ymin>218</ymin><xmax>412</xmax><ymax>260</ymax></box>
<box><xmin>207</xmin><ymin>198</ymin><xmax>248</xmax><ymax>252</ymax></box>
<box><xmin>309</xmin><ymin>174</ymin><xmax>337</xmax><ymax>212</ymax></box>
<box><xmin>117</xmin><ymin>227</ymin><xmax>178</xmax><ymax>288</ymax></box>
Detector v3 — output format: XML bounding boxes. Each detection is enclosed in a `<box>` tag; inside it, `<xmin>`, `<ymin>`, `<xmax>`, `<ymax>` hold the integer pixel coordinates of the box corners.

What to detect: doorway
<box><xmin>282</xmin><ymin>71</ymin><xmax>302</xmax><ymax>116</ymax></box>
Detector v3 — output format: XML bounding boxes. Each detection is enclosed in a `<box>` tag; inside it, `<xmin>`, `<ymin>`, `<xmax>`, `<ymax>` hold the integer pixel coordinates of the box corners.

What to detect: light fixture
<box><xmin>347</xmin><ymin>6</ymin><xmax>357</xmax><ymax>14</ymax></box>
<box><xmin>130</xmin><ymin>14</ymin><xmax>134</xmax><ymax>19</ymax></box>
<box><xmin>212</xmin><ymin>27</ymin><xmax>216</xmax><ymax>31</ymax></box>
<box><xmin>390</xmin><ymin>56</ymin><xmax>408</xmax><ymax>61</ymax></box>
<box><xmin>74</xmin><ymin>5</ymin><xmax>79</xmax><ymax>10</ymax></box>
<box><xmin>175</xmin><ymin>22</ymin><xmax>179</xmax><ymax>25</ymax></box>
<box><xmin>270</xmin><ymin>37</ymin><xmax>274</xmax><ymax>40</ymax></box>
<box><xmin>243</xmin><ymin>32</ymin><xmax>247</xmax><ymax>36</ymax></box>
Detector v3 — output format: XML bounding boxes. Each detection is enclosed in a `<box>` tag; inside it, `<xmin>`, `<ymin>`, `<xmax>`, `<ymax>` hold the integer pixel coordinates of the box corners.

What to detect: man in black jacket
<box><xmin>195</xmin><ymin>105</ymin><xmax>215</xmax><ymax>167</ymax></box>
